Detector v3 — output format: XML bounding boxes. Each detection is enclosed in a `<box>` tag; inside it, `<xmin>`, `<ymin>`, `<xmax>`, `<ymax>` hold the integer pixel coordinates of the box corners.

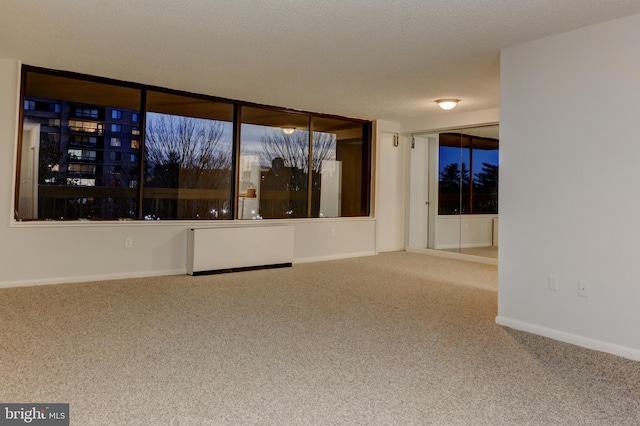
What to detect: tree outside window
<box><xmin>438</xmin><ymin>132</ymin><xmax>498</xmax><ymax>215</ymax></box>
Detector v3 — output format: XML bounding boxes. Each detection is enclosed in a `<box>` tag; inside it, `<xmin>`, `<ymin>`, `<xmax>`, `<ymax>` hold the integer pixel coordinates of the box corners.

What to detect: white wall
<box><xmin>375</xmin><ymin>122</ymin><xmax>407</xmax><ymax>252</ymax></box>
<box><xmin>0</xmin><ymin>57</ymin><xmax>376</xmax><ymax>288</ymax></box>
<box><xmin>402</xmin><ymin>108</ymin><xmax>499</xmax><ymax>135</ymax></box>
<box><xmin>435</xmin><ymin>215</ymin><xmax>497</xmax><ymax>249</ymax></box>
<box><xmin>498</xmin><ymin>13</ymin><xmax>640</xmax><ymax>360</ymax></box>
<box><xmin>407</xmin><ymin>135</ymin><xmax>431</xmax><ymax>249</ymax></box>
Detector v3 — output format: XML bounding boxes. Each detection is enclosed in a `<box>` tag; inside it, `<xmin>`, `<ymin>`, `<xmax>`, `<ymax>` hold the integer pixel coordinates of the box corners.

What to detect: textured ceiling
<box><xmin>2</xmin><ymin>1</ymin><xmax>640</xmax><ymax>122</ymax></box>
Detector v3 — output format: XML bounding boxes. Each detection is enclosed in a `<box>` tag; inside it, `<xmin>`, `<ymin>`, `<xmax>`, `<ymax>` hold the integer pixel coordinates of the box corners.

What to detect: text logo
<box><xmin>0</xmin><ymin>404</ymin><xmax>68</xmax><ymax>426</ymax></box>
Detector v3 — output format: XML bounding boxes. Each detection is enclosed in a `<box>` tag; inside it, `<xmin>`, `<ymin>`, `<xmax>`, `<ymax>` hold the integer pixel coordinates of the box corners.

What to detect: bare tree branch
<box><xmin>145</xmin><ymin>113</ymin><xmax>231</xmax><ymax>189</ymax></box>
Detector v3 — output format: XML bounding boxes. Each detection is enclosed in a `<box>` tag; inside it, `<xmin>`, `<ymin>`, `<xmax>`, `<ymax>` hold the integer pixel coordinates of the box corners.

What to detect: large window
<box><xmin>238</xmin><ymin>108</ymin><xmax>370</xmax><ymax>220</ymax></box>
<box><xmin>17</xmin><ymin>70</ymin><xmax>141</xmax><ymax>220</ymax></box>
<box><xmin>438</xmin><ymin>132</ymin><xmax>499</xmax><ymax>215</ymax></box>
<box><xmin>143</xmin><ymin>91</ymin><xmax>234</xmax><ymax>220</ymax></box>
<box><xmin>15</xmin><ymin>66</ymin><xmax>371</xmax><ymax>221</ymax></box>
<box><xmin>313</xmin><ymin>117</ymin><xmax>368</xmax><ymax>217</ymax></box>
<box><xmin>239</xmin><ymin>107</ymin><xmax>310</xmax><ymax>219</ymax></box>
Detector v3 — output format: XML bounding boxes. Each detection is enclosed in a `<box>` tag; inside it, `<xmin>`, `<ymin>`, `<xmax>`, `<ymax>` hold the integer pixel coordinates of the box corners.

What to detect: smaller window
<box><xmin>131</xmin><ymin>126</ymin><xmax>140</xmax><ymax>136</ymax></box>
<box><xmin>68</xmin><ymin>149</ymin><xmax>82</xmax><ymax>160</ymax></box>
<box><xmin>110</xmin><ymin>152</ymin><xmax>122</xmax><ymax>161</ymax></box>
<box><xmin>130</xmin><ymin>153</ymin><xmax>137</xmax><ymax>163</ymax></box>
<box><xmin>111</xmin><ymin>124</ymin><xmax>122</xmax><ymax>133</ymax></box>
<box><xmin>132</xmin><ymin>113</ymin><xmax>139</xmax><ymax>122</ymax></box>
<box><xmin>131</xmin><ymin>139</ymin><xmax>139</xmax><ymax>149</ymax></box>
<box><xmin>24</xmin><ymin>99</ymin><xmax>61</xmax><ymax>112</ymax></box>
<box><xmin>111</xmin><ymin>109</ymin><xmax>123</xmax><ymax>119</ymax></box>
<box><xmin>68</xmin><ymin>149</ymin><xmax>96</xmax><ymax>161</ymax></box>
<box><xmin>74</xmin><ymin>107</ymin><xmax>99</xmax><ymax>119</ymax></box>
<box><xmin>69</xmin><ymin>120</ymin><xmax>103</xmax><ymax>134</ymax></box>
<box><xmin>46</xmin><ymin>133</ymin><xmax>60</xmax><ymax>144</ymax></box>
<box><xmin>70</xmin><ymin>135</ymin><xmax>98</xmax><ymax>146</ymax></box>
<box><xmin>68</xmin><ymin>164</ymin><xmax>96</xmax><ymax>174</ymax></box>
<box><xmin>111</xmin><ymin>137</ymin><xmax>121</xmax><ymax>147</ymax></box>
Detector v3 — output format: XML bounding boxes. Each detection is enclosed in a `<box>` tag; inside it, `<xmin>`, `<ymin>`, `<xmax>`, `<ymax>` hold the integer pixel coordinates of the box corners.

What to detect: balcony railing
<box><xmin>69</xmin><ymin>125</ymin><xmax>103</xmax><ymax>135</ymax></box>
<box><xmin>68</xmin><ymin>156</ymin><xmax>98</xmax><ymax>163</ymax></box>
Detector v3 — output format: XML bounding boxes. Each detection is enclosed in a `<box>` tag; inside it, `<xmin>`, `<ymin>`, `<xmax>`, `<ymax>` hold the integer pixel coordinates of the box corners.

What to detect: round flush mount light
<box><xmin>282</xmin><ymin>127</ymin><xmax>295</xmax><ymax>135</ymax></box>
<box><xmin>435</xmin><ymin>99</ymin><xmax>460</xmax><ymax>111</ymax></box>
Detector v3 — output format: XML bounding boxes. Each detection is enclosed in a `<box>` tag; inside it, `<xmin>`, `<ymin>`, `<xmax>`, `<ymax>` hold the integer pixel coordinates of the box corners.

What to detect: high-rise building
<box><xmin>23</xmin><ymin>97</ymin><xmax>140</xmax><ymax>219</ymax></box>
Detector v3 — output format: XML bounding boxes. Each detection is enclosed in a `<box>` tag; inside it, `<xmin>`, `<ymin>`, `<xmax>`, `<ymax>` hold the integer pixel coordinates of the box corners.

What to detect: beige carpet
<box><xmin>1</xmin><ymin>252</ymin><xmax>638</xmax><ymax>425</ymax></box>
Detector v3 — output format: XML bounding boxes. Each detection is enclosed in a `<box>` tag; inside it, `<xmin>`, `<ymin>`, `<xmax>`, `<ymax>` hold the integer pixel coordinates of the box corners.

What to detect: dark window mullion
<box><xmin>469</xmin><ymin>137</ymin><xmax>474</xmax><ymax>214</ymax></box>
<box><xmin>307</xmin><ymin>116</ymin><xmax>313</xmax><ymax>217</ymax></box>
<box><xmin>232</xmin><ymin>104</ymin><xmax>242</xmax><ymax>220</ymax></box>
<box><xmin>136</xmin><ymin>89</ymin><xmax>147</xmax><ymax>219</ymax></box>
<box><xmin>362</xmin><ymin>122</ymin><xmax>373</xmax><ymax>216</ymax></box>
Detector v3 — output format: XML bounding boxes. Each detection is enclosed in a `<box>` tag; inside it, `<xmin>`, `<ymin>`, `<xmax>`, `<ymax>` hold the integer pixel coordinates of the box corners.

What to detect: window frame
<box><xmin>14</xmin><ymin>65</ymin><xmax>372</xmax><ymax>222</ymax></box>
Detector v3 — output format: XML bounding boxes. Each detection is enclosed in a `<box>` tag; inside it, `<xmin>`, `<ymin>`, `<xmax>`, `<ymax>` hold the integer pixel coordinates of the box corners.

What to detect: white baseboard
<box><xmin>0</xmin><ymin>269</ymin><xmax>186</xmax><ymax>289</ymax></box>
<box><xmin>0</xmin><ymin>252</ymin><xmax>377</xmax><ymax>288</ymax></box>
<box><xmin>435</xmin><ymin>243</ymin><xmax>493</xmax><ymax>250</ymax></box>
<box><xmin>495</xmin><ymin>316</ymin><xmax>640</xmax><ymax>362</ymax></box>
<box><xmin>406</xmin><ymin>247</ymin><xmax>497</xmax><ymax>265</ymax></box>
<box><xmin>293</xmin><ymin>251</ymin><xmax>376</xmax><ymax>264</ymax></box>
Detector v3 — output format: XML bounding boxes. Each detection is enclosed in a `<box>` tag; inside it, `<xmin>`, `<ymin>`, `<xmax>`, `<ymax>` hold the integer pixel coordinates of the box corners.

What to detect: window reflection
<box><xmin>142</xmin><ymin>91</ymin><xmax>234</xmax><ymax>220</ymax></box>
<box><xmin>18</xmin><ymin>71</ymin><xmax>140</xmax><ymax>220</ymax></box>
<box><xmin>240</xmin><ymin>107</ymin><xmax>309</xmax><ymax>219</ymax></box>
<box><xmin>238</xmin><ymin>108</ymin><xmax>369</xmax><ymax>219</ymax></box>
<box><xmin>313</xmin><ymin>117</ymin><xmax>367</xmax><ymax>217</ymax></box>
<box><xmin>16</xmin><ymin>67</ymin><xmax>372</xmax><ymax>222</ymax></box>
<box><xmin>438</xmin><ymin>132</ymin><xmax>499</xmax><ymax>215</ymax></box>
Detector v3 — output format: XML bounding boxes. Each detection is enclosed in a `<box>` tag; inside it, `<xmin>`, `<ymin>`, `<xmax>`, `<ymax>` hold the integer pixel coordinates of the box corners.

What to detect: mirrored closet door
<box><xmin>408</xmin><ymin>125</ymin><xmax>499</xmax><ymax>260</ymax></box>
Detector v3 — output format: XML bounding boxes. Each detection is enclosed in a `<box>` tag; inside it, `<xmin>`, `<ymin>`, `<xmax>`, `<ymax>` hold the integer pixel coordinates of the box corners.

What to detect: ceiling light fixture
<box><xmin>436</xmin><ymin>99</ymin><xmax>459</xmax><ymax>111</ymax></box>
<box><xmin>282</xmin><ymin>127</ymin><xmax>295</xmax><ymax>135</ymax></box>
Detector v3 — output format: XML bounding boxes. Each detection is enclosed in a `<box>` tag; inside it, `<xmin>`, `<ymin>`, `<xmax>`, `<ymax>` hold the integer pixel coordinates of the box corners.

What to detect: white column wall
<box><xmin>407</xmin><ymin>135</ymin><xmax>430</xmax><ymax>249</ymax></box>
<box><xmin>374</xmin><ymin>121</ymin><xmax>407</xmax><ymax>252</ymax></box>
<box><xmin>498</xmin><ymin>13</ymin><xmax>640</xmax><ymax>359</ymax></box>
<box><xmin>0</xmin><ymin>57</ymin><xmax>376</xmax><ymax>288</ymax></box>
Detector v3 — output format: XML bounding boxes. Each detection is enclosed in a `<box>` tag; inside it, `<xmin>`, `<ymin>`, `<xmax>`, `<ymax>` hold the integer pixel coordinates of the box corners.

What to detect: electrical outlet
<box><xmin>548</xmin><ymin>275</ymin><xmax>559</xmax><ymax>291</ymax></box>
<box><xmin>124</xmin><ymin>237</ymin><xmax>133</xmax><ymax>248</ymax></box>
<box><xmin>578</xmin><ymin>280</ymin><xmax>589</xmax><ymax>297</ymax></box>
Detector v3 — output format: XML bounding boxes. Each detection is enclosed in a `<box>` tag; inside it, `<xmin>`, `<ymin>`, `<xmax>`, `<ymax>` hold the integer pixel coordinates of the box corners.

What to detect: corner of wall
<box><xmin>496</xmin><ymin>316</ymin><xmax>640</xmax><ymax>362</ymax></box>
<box><xmin>374</xmin><ymin>119</ymin><xmax>402</xmax><ymax>134</ymax></box>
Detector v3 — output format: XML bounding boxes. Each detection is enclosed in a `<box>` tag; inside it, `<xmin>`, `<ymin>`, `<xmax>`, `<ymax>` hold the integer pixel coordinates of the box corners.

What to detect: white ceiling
<box><xmin>2</xmin><ymin>1</ymin><xmax>640</xmax><ymax>123</ymax></box>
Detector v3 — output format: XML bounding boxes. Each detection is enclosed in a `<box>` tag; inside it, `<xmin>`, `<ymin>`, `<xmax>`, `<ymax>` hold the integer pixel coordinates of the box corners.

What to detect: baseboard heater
<box><xmin>187</xmin><ymin>226</ymin><xmax>294</xmax><ymax>275</ymax></box>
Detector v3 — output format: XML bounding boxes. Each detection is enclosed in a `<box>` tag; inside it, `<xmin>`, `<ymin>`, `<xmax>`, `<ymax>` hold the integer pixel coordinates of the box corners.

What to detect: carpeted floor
<box><xmin>1</xmin><ymin>252</ymin><xmax>638</xmax><ymax>425</ymax></box>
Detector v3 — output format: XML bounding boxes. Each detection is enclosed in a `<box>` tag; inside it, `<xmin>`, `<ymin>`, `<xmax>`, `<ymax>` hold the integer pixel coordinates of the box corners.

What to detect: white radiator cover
<box><xmin>187</xmin><ymin>226</ymin><xmax>294</xmax><ymax>275</ymax></box>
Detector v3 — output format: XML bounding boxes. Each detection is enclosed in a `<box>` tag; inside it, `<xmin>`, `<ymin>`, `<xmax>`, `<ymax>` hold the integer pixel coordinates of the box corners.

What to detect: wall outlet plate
<box><xmin>579</xmin><ymin>280</ymin><xmax>590</xmax><ymax>297</ymax></box>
